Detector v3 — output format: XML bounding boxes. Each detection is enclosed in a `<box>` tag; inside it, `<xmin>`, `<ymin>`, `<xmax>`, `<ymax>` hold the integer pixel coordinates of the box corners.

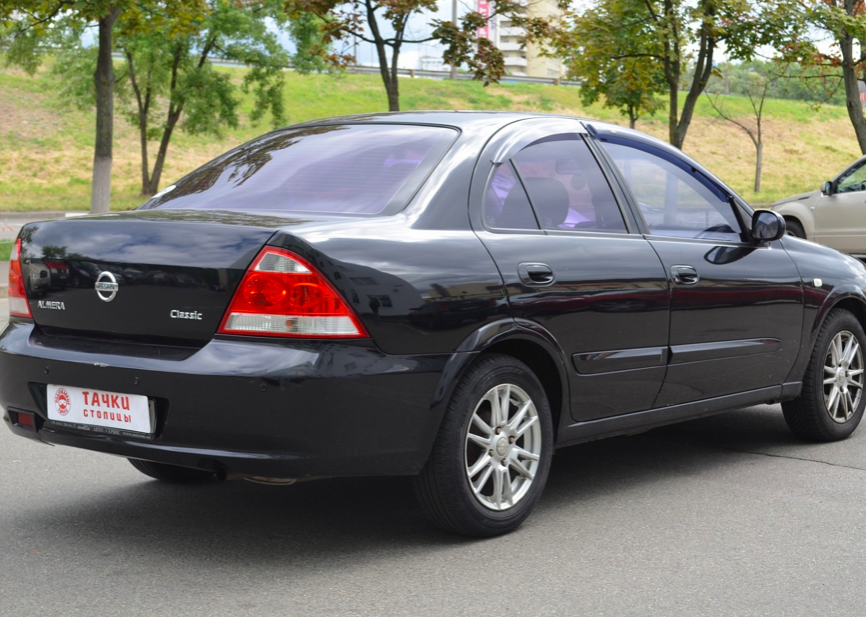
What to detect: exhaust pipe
<box><xmin>216</xmin><ymin>465</ymin><xmax>323</xmax><ymax>485</ymax></box>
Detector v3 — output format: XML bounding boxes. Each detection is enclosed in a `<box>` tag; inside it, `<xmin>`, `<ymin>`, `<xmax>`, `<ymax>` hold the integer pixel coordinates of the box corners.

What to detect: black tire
<box><xmin>785</xmin><ymin>219</ymin><xmax>806</xmax><ymax>239</ymax></box>
<box><xmin>413</xmin><ymin>354</ymin><xmax>554</xmax><ymax>537</ymax></box>
<box><xmin>783</xmin><ymin>309</ymin><xmax>866</xmax><ymax>441</ymax></box>
<box><xmin>128</xmin><ymin>458</ymin><xmax>216</xmax><ymax>483</ymax></box>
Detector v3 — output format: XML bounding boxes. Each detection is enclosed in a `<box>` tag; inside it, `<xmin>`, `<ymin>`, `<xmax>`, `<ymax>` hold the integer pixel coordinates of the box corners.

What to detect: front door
<box><xmin>595</xmin><ymin>133</ymin><xmax>804</xmax><ymax>407</ymax></box>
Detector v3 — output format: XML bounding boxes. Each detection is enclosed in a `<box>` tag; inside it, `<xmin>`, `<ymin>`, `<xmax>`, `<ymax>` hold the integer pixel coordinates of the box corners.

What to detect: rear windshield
<box><xmin>140</xmin><ymin>124</ymin><xmax>457</xmax><ymax>215</ymax></box>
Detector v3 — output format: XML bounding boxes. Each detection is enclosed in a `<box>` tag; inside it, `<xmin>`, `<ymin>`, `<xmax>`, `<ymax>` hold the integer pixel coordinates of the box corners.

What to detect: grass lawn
<box><xmin>0</xmin><ymin>240</ymin><xmax>12</xmax><ymax>261</ymax></box>
<box><xmin>0</xmin><ymin>61</ymin><xmax>859</xmax><ymax>211</ymax></box>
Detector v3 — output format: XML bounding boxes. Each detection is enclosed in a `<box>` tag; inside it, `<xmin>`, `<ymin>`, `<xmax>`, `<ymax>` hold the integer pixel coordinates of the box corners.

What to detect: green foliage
<box><xmin>782</xmin><ymin>1</ymin><xmax>866</xmax><ymax>153</ymax></box>
<box><xmin>563</xmin><ymin>0</ymin><xmax>807</xmax><ymax>147</ymax></box>
<box><xmin>566</xmin><ymin>0</ymin><xmax>665</xmax><ymax>127</ymax></box>
<box><xmin>708</xmin><ymin>61</ymin><xmax>846</xmax><ymax>107</ymax></box>
<box><xmin>48</xmin><ymin>0</ymin><xmax>290</xmax><ymax>194</ymax></box>
<box><xmin>0</xmin><ymin>64</ymin><xmax>859</xmax><ymax>213</ymax></box>
<box><xmin>288</xmin><ymin>12</ymin><xmax>334</xmax><ymax>74</ymax></box>
<box><xmin>285</xmin><ymin>0</ymin><xmax>568</xmax><ymax>109</ymax></box>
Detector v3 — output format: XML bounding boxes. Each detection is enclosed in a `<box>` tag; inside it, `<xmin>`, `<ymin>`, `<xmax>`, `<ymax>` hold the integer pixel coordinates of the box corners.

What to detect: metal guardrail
<box><xmin>198</xmin><ymin>55</ymin><xmax>582</xmax><ymax>87</ymax></box>
<box><xmin>344</xmin><ymin>63</ymin><xmax>581</xmax><ymax>87</ymax></box>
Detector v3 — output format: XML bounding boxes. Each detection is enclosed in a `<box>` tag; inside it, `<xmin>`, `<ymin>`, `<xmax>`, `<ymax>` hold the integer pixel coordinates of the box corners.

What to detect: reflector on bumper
<box><xmin>223</xmin><ymin>313</ymin><xmax>361</xmax><ymax>336</ymax></box>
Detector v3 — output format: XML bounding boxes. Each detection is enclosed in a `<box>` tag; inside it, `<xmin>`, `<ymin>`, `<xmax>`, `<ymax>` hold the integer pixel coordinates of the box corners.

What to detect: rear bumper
<box><xmin>0</xmin><ymin>321</ymin><xmax>461</xmax><ymax>478</ymax></box>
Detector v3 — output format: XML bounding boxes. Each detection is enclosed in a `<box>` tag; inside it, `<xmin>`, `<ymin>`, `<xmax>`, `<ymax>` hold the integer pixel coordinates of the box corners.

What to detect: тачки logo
<box><xmin>54</xmin><ymin>388</ymin><xmax>71</xmax><ymax>416</ymax></box>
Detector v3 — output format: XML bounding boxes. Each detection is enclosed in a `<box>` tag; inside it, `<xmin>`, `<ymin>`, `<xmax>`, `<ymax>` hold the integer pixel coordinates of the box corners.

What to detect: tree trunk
<box><xmin>754</xmin><ymin>140</ymin><xmax>762</xmax><ymax>193</ymax></box>
<box><xmin>90</xmin><ymin>7</ymin><xmax>121</xmax><ymax>213</ymax></box>
<box><xmin>840</xmin><ymin>33</ymin><xmax>866</xmax><ymax>154</ymax></box>
<box><xmin>662</xmin><ymin>0</ymin><xmax>679</xmax><ymax>147</ymax></box>
<box><xmin>147</xmin><ymin>108</ymin><xmax>181</xmax><ymax>195</ymax></box>
<box><xmin>627</xmin><ymin>105</ymin><xmax>637</xmax><ymax>129</ymax></box>
<box><xmin>125</xmin><ymin>50</ymin><xmax>152</xmax><ymax>195</ymax></box>
<box><xmin>389</xmin><ymin>43</ymin><xmax>401</xmax><ymax>112</ymax></box>
<box><xmin>144</xmin><ymin>44</ymin><xmax>186</xmax><ymax>195</ymax></box>
<box><xmin>674</xmin><ymin>0</ymin><xmax>716</xmax><ymax>150</ymax></box>
<box><xmin>667</xmin><ymin>73</ymin><xmax>679</xmax><ymax>148</ymax></box>
<box><xmin>364</xmin><ymin>0</ymin><xmax>400</xmax><ymax>111</ymax></box>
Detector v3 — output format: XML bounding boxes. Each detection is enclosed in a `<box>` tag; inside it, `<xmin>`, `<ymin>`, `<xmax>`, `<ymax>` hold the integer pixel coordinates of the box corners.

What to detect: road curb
<box><xmin>0</xmin><ymin>211</ymin><xmax>71</xmax><ymax>221</ymax></box>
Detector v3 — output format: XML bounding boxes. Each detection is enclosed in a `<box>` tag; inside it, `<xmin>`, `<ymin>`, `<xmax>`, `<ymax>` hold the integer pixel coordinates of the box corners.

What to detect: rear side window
<box><xmin>485</xmin><ymin>163</ymin><xmax>539</xmax><ymax>230</ymax></box>
<box><xmin>141</xmin><ymin>125</ymin><xmax>456</xmax><ymax>215</ymax></box>
<box><xmin>484</xmin><ymin>136</ymin><xmax>627</xmax><ymax>232</ymax></box>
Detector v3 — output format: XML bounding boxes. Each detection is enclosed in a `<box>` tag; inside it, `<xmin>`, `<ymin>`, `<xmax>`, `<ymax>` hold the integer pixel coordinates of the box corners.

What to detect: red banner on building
<box><xmin>477</xmin><ymin>0</ymin><xmax>490</xmax><ymax>39</ymax></box>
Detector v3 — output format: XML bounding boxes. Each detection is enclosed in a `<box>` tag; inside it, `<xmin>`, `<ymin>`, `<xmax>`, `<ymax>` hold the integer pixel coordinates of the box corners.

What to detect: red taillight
<box><xmin>9</xmin><ymin>238</ymin><xmax>32</xmax><ymax>319</ymax></box>
<box><xmin>12</xmin><ymin>410</ymin><xmax>35</xmax><ymax>429</ymax></box>
<box><xmin>218</xmin><ymin>247</ymin><xmax>368</xmax><ymax>338</ymax></box>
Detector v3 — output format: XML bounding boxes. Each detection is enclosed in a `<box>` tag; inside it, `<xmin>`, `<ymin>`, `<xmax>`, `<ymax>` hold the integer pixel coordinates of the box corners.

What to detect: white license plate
<box><xmin>46</xmin><ymin>385</ymin><xmax>154</xmax><ymax>434</ymax></box>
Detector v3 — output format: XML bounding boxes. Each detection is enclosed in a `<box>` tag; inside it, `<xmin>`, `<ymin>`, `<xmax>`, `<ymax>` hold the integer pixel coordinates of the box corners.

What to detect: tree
<box><xmin>283</xmin><ymin>0</ymin><xmax>568</xmax><ymax>111</ymax></box>
<box><xmin>565</xmin><ymin>1</ymin><xmax>664</xmax><ymax>128</ymax></box>
<box><xmin>287</xmin><ymin>12</ymin><xmax>334</xmax><ymax>73</ymax></box>
<box><xmin>3</xmin><ymin>1</ymin><xmax>204</xmax><ymax>211</ymax></box>
<box><xmin>705</xmin><ymin>63</ymin><xmax>785</xmax><ymax>193</ymax></box>
<box><xmin>108</xmin><ymin>0</ymin><xmax>288</xmax><ymax>195</ymax></box>
<box><xmin>796</xmin><ymin>1</ymin><xmax>866</xmax><ymax>154</ymax></box>
<box><xmin>284</xmin><ymin>0</ymin><xmax>435</xmax><ymax>111</ymax></box>
<box><xmin>564</xmin><ymin>0</ymin><xmax>804</xmax><ymax>150</ymax></box>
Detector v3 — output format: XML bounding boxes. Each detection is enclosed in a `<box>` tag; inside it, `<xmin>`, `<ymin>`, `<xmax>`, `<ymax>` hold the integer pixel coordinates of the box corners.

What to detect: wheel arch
<box><xmin>787</xmin><ymin>289</ymin><xmax>866</xmax><ymax>386</ymax></box>
<box><xmin>427</xmin><ymin>319</ymin><xmax>570</xmax><ymax>450</ymax></box>
<box><xmin>815</xmin><ymin>290</ymin><xmax>866</xmax><ymax>338</ymax></box>
<box><xmin>481</xmin><ymin>337</ymin><xmax>566</xmax><ymax>438</ymax></box>
<box><xmin>782</xmin><ymin>215</ymin><xmax>807</xmax><ymax>237</ymax></box>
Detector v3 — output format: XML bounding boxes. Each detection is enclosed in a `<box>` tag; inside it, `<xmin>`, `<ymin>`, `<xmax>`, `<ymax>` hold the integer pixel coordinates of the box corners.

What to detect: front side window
<box><xmin>836</xmin><ymin>162</ymin><xmax>866</xmax><ymax>194</ymax></box>
<box><xmin>141</xmin><ymin>124</ymin><xmax>456</xmax><ymax>215</ymax></box>
<box><xmin>484</xmin><ymin>136</ymin><xmax>627</xmax><ymax>232</ymax></box>
<box><xmin>601</xmin><ymin>141</ymin><xmax>742</xmax><ymax>242</ymax></box>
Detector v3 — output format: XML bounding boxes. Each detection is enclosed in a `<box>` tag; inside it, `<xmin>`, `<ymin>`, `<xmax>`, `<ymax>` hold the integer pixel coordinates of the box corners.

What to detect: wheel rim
<box><xmin>464</xmin><ymin>383</ymin><xmax>542</xmax><ymax>511</ymax></box>
<box><xmin>823</xmin><ymin>330</ymin><xmax>864</xmax><ymax>423</ymax></box>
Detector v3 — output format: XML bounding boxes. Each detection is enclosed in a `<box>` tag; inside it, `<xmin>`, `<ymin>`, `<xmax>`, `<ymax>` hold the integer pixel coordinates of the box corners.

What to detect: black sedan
<box><xmin>3</xmin><ymin>112</ymin><xmax>866</xmax><ymax>537</ymax></box>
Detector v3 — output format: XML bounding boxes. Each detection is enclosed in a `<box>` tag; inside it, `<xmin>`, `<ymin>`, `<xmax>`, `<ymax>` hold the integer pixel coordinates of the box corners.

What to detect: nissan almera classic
<box><xmin>4</xmin><ymin>112</ymin><xmax>866</xmax><ymax>537</ymax></box>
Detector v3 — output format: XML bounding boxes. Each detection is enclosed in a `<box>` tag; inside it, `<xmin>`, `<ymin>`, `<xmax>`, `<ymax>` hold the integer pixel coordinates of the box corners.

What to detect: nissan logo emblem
<box><xmin>95</xmin><ymin>271</ymin><xmax>119</xmax><ymax>303</ymax></box>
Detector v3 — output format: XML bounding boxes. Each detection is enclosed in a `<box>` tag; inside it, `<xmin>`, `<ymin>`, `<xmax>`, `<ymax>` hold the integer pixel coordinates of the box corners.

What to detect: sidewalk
<box><xmin>0</xmin><ymin>261</ymin><xmax>6</xmax><ymax>298</ymax></box>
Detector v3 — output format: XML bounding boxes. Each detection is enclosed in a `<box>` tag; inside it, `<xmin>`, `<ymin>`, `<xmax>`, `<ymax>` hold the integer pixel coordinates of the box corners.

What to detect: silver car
<box><xmin>773</xmin><ymin>156</ymin><xmax>866</xmax><ymax>259</ymax></box>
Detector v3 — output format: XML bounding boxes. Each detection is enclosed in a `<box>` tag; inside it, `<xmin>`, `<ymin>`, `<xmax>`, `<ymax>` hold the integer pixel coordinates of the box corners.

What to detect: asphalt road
<box><xmin>2</xmin><ymin>308</ymin><xmax>866</xmax><ymax>615</ymax></box>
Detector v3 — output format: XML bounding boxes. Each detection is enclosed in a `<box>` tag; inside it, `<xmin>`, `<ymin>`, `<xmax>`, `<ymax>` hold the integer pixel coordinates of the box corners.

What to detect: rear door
<box><xmin>469</xmin><ymin>118</ymin><xmax>671</xmax><ymax>422</ymax></box>
<box><xmin>593</xmin><ymin>130</ymin><xmax>804</xmax><ymax>407</ymax></box>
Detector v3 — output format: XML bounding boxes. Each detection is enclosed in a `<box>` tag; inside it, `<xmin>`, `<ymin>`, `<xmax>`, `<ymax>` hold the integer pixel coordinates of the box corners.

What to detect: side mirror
<box><xmin>751</xmin><ymin>210</ymin><xmax>786</xmax><ymax>243</ymax></box>
<box><xmin>821</xmin><ymin>181</ymin><xmax>833</xmax><ymax>195</ymax></box>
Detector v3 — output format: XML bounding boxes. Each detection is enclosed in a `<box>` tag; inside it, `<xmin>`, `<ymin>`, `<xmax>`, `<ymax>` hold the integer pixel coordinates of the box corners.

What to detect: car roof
<box><xmin>284</xmin><ymin>110</ymin><xmax>588</xmax><ymax>131</ymax></box>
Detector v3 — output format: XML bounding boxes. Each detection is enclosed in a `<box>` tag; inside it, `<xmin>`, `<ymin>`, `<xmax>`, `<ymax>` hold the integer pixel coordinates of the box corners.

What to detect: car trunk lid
<box><xmin>16</xmin><ymin>210</ymin><xmax>312</xmax><ymax>344</ymax></box>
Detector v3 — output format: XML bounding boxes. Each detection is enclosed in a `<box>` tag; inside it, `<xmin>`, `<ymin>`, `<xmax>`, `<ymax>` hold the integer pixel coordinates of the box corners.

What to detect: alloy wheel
<box><xmin>823</xmin><ymin>330</ymin><xmax>864</xmax><ymax>423</ymax></box>
<box><xmin>464</xmin><ymin>383</ymin><xmax>542</xmax><ymax>511</ymax></box>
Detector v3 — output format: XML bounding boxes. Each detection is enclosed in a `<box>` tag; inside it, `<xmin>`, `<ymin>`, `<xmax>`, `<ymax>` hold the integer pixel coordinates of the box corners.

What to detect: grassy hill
<box><xmin>0</xmin><ymin>62</ymin><xmax>859</xmax><ymax>212</ymax></box>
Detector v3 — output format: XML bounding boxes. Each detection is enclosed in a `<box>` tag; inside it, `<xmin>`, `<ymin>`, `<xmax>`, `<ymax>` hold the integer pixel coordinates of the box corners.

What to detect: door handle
<box><xmin>518</xmin><ymin>262</ymin><xmax>555</xmax><ymax>286</ymax></box>
<box><xmin>671</xmin><ymin>265</ymin><xmax>699</xmax><ymax>285</ymax></box>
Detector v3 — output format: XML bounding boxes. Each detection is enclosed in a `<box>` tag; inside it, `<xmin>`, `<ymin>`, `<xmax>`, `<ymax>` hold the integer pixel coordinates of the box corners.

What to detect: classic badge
<box><xmin>95</xmin><ymin>271</ymin><xmax>119</xmax><ymax>303</ymax></box>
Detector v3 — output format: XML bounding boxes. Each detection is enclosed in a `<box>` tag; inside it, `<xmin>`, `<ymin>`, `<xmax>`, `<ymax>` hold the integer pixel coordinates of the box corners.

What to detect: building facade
<box><xmin>487</xmin><ymin>0</ymin><xmax>563</xmax><ymax>79</ymax></box>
